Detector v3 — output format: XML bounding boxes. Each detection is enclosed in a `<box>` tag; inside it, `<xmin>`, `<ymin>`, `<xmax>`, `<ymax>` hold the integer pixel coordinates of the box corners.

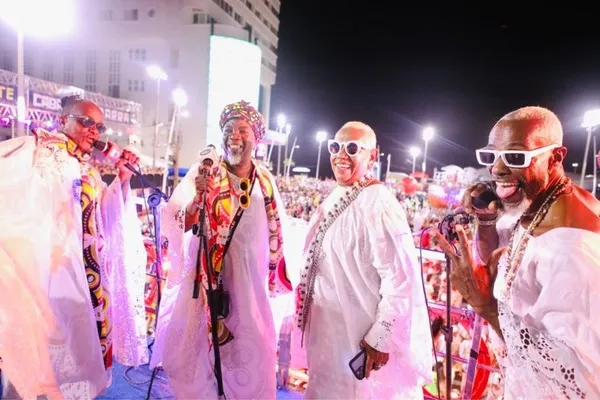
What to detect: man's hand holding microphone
<box><xmin>433</xmin><ymin>182</ymin><xmax>506</xmax><ymax>337</ymax></box>
<box><xmin>185</xmin><ymin>146</ymin><xmax>220</xmax><ymax>220</ymax></box>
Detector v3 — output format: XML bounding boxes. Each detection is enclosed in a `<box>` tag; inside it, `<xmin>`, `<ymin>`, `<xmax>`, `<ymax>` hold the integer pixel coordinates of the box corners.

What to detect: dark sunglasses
<box><xmin>68</xmin><ymin>114</ymin><xmax>107</xmax><ymax>134</ymax></box>
<box><xmin>239</xmin><ymin>178</ymin><xmax>251</xmax><ymax>209</ymax></box>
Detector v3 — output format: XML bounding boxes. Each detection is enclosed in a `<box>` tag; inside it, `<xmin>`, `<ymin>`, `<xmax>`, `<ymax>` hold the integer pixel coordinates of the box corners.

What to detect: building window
<box><xmin>270</xmin><ymin>25</ymin><xmax>277</xmax><ymax>35</ymax></box>
<box><xmin>23</xmin><ymin>55</ymin><xmax>32</xmax><ymax>76</ymax></box>
<box><xmin>63</xmin><ymin>52</ymin><xmax>74</xmax><ymax>84</ymax></box>
<box><xmin>234</xmin><ymin>12</ymin><xmax>242</xmax><ymax>24</ymax></box>
<box><xmin>128</xmin><ymin>48</ymin><xmax>146</xmax><ymax>61</ymax></box>
<box><xmin>212</xmin><ymin>0</ymin><xmax>233</xmax><ymax>16</ymax></box>
<box><xmin>269</xmin><ymin>43</ymin><xmax>277</xmax><ymax>53</ymax></box>
<box><xmin>0</xmin><ymin>51</ymin><xmax>13</xmax><ymax>72</ymax></box>
<box><xmin>108</xmin><ymin>50</ymin><xmax>121</xmax><ymax>98</ymax></box>
<box><xmin>170</xmin><ymin>48</ymin><xmax>179</xmax><ymax>69</ymax></box>
<box><xmin>193</xmin><ymin>12</ymin><xmax>207</xmax><ymax>24</ymax></box>
<box><xmin>42</xmin><ymin>61</ymin><xmax>54</xmax><ymax>81</ymax></box>
<box><xmin>128</xmin><ymin>79</ymin><xmax>145</xmax><ymax>92</ymax></box>
<box><xmin>100</xmin><ymin>9</ymin><xmax>113</xmax><ymax>21</ymax></box>
<box><xmin>84</xmin><ymin>50</ymin><xmax>97</xmax><ymax>92</ymax></box>
<box><xmin>124</xmin><ymin>9</ymin><xmax>138</xmax><ymax>20</ymax></box>
<box><xmin>245</xmin><ymin>0</ymin><xmax>253</xmax><ymax>11</ymax></box>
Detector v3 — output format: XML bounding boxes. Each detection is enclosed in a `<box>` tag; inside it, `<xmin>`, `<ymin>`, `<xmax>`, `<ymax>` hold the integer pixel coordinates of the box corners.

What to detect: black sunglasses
<box><xmin>68</xmin><ymin>114</ymin><xmax>107</xmax><ymax>134</ymax></box>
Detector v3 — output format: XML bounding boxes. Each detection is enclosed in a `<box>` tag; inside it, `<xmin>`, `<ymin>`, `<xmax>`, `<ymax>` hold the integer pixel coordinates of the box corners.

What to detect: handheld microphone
<box><xmin>438</xmin><ymin>210</ymin><xmax>472</xmax><ymax>243</ymax></box>
<box><xmin>198</xmin><ymin>145</ymin><xmax>221</xmax><ymax>175</ymax></box>
<box><xmin>92</xmin><ymin>140</ymin><xmax>125</xmax><ymax>164</ymax></box>
<box><xmin>472</xmin><ymin>183</ymin><xmax>500</xmax><ymax>210</ymax></box>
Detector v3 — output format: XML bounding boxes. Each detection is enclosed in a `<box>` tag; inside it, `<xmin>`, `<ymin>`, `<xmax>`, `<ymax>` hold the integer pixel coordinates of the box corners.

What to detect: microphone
<box><xmin>438</xmin><ymin>210</ymin><xmax>472</xmax><ymax>243</ymax></box>
<box><xmin>93</xmin><ymin>140</ymin><xmax>127</xmax><ymax>165</ymax></box>
<box><xmin>472</xmin><ymin>183</ymin><xmax>500</xmax><ymax>210</ymax></box>
<box><xmin>198</xmin><ymin>145</ymin><xmax>220</xmax><ymax>175</ymax></box>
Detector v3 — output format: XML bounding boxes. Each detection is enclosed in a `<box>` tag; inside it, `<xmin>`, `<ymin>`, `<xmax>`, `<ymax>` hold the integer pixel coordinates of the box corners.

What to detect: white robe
<box><xmin>0</xmin><ymin>136</ymin><xmax>148</xmax><ymax>399</ymax></box>
<box><xmin>303</xmin><ymin>184</ymin><xmax>433</xmax><ymax>399</ymax></box>
<box><xmin>493</xmin><ymin>226</ymin><xmax>600</xmax><ymax>399</ymax></box>
<box><xmin>153</xmin><ymin>163</ymin><xmax>299</xmax><ymax>399</ymax></box>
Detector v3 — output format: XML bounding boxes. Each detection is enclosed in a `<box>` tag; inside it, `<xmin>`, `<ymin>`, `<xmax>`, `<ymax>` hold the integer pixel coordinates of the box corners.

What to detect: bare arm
<box><xmin>475</xmin><ymin>223</ymin><xmax>500</xmax><ymax>265</ymax></box>
<box><xmin>183</xmin><ymin>200</ymin><xmax>199</xmax><ymax>232</ymax></box>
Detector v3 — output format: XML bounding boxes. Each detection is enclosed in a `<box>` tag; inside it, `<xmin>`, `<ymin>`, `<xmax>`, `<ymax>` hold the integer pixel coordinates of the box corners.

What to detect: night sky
<box><xmin>271</xmin><ymin>2</ymin><xmax>600</xmax><ymax>177</ymax></box>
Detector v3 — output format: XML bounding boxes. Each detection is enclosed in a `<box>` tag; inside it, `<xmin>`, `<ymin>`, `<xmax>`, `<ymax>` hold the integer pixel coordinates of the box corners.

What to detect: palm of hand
<box><xmin>435</xmin><ymin>225</ymin><xmax>505</xmax><ymax>310</ymax></box>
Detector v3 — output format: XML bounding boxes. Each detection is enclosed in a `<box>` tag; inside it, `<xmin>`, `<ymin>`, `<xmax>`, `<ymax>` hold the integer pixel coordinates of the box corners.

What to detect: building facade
<box><xmin>0</xmin><ymin>0</ymin><xmax>281</xmax><ymax>166</ymax></box>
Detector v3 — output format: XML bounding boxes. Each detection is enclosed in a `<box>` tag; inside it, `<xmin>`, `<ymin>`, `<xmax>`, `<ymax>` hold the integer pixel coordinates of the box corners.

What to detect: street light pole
<box><xmin>580</xmin><ymin>126</ymin><xmax>594</xmax><ymax>187</ymax></box>
<box><xmin>315</xmin><ymin>131</ymin><xmax>327</xmax><ymax>179</ymax></box>
<box><xmin>16</xmin><ymin>28</ymin><xmax>26</xmax><ymax>136</ymax></box>
<box><xmin>152</xmin><ymin>79</ymin><xmax>161</xmax><ymax>167</ymax></box>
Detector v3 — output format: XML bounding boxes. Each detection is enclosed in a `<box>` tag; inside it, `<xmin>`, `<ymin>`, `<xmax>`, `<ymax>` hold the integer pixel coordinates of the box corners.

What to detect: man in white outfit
<box><xmin>437</xmin><ymin>106</ymin><xmax>600</xmax><ymax>399</ymax></box>
<box><xmin>155</xmin><ymin>100</ymin><xmax>293</xmax><ymax>399</ymax></box>
<box><xmin>295</xmin><ymin>121</ymin><xmax>433</xmax><ymax>399</ymax></box>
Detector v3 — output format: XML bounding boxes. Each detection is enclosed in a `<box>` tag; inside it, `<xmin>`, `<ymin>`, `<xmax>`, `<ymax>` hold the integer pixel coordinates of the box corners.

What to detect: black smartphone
<box><xmin>348</xmin><ymin>348</ymin><xmax>367</xmax><ymax>380</ymax></box>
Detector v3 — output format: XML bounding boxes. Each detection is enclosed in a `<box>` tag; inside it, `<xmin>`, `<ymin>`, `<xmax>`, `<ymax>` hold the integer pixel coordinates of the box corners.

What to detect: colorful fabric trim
<box><xmin>199</xmin><ymin>160</ymin><xmax>292</xmax><ymax>345</ymax></box>
<box><xmin>218</xmin><ymin>100</ymin><xmax>266</xmax><ymax>142</ymax></box>
<box><xmin>35</xmin><ymin>129</ymin><xmax>112</xmax><ymax>369</ymax></box>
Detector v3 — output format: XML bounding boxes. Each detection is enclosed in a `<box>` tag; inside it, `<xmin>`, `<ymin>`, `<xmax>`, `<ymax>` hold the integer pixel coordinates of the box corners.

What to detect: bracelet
<box><xmin>185</xmin><ymin>201</ymin><xmax>200</xmax><ymax>216</ymax></box>
<box><xmin>476</xmin><ymin>216</ymin><xmax>498</xmax><ymax>227</ymax></box>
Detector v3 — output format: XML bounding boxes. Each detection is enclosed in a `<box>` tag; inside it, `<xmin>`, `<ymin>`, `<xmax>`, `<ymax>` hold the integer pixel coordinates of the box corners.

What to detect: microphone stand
<box><xmin>438</xmin><ymin>214</ymin><xmax>460</xmax><ymax>400</ymax></box>
<box><xmin>442</xmin><ymin>252</ymin><xmax>453</xmax><ymax>399</ymax></box>
<box><xmin>192</xmin><ymin>187</ymin><xmax>226</xmax><ymax>399</ymax></box>
<box><xmin>121</xmin><ymin>165</ymin><xmax>169</xmax><ymax>400</ymax></box>
<box><xmin>125</xmin><ymin>164</ymin><xmax>169</xmax><ymax>328</ymax></box>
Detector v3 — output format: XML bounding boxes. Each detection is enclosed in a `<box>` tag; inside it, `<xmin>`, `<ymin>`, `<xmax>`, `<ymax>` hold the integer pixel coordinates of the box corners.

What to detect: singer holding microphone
<box><xmin>0</xmin><ymin>95</ymin><xmax>148</xmax><ymax>399</ymax></box>
<box><xmin>435</xmin><ymin>106</ymin><xmax>600</xmax><ymax>399</ymax></box>
<box><xmin>154</xmin><ymin>100</ymin><xmax>293</xmax><ymax>399</ymax></box>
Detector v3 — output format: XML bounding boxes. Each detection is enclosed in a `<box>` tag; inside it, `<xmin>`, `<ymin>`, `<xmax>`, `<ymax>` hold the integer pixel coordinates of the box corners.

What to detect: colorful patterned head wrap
<box><xmin>219</xmin><ymin>100</ymin><xmax>266</xmax><ymax>142</ymax></box>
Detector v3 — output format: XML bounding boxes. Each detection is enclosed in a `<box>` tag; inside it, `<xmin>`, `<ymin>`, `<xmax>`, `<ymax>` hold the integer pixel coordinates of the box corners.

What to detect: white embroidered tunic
<box><xmin>493</xmin><ymin>226</ymin><xmax>600</xmax><ymax>399</ymax></box>
<box><xmin>302</xmin><ymin>184</ymin><xmax>432</xmax><ymax>399</ymax></box>
<box><xmin>0</xmin><ymin>136</ymin><xmax>148</xmax><ymax>399</ymax></box>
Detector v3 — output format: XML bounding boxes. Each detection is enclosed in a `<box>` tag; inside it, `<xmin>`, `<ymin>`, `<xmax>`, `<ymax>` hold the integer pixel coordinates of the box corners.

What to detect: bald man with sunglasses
<box><xmin>435</xmin><ymin>106</ymin><xmax>600</xmax><ymax>399</ymax></box>
<box><xmin>0</xmin><ymin>96</ymin><xmax>148</xmax><ymax>399</ymax></box>
<box><xmin>296</xmin><ymin>122</ymin><xmax>432</xmax><ymax>399</ymax></box>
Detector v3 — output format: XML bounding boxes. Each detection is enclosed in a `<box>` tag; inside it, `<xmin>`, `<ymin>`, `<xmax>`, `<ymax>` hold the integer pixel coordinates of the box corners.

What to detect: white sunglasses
<box><xmin>327</xmin><ymin>140</ymin><xmax>373</xmax><ymax>157</ymax></box>
<box><xmin>476</xmin><ymin>144</ymin><xmax>559</xmax><ymax>168</ymax></box>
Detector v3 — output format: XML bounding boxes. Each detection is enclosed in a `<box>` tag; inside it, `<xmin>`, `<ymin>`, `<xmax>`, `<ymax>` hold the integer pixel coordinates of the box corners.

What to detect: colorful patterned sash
<box><xmin>35</xmin><ymin>130</ymin><xmax>112</xmax><ymax>369</ymax></box>
<box><xmin>199</xmin><ymin>160</ymin><xmax>292</xmax><ymax>345</ymax></box>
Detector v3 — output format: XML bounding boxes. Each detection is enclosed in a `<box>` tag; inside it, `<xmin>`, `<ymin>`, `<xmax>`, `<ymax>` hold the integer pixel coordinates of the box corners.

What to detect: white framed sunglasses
<box><xmin>327</xmin><ymin>140</ymin><xmax>373</xmax><ymax>157</ymax></box>
<box><xmin>476</xmin><ymin>144</ymin><xmax>559</xmax><ymax>168</ymax></box>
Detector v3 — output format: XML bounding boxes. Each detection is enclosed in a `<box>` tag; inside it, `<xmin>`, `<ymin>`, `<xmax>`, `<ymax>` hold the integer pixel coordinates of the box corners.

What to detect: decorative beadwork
<box><xmin>296</xmin><ymin>176</ymin><xmax>374</xmax><ymax>336</ymax></box>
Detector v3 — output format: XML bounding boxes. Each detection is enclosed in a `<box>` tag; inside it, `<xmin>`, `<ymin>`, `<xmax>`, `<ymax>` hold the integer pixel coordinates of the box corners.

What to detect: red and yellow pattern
<box><xmin>200</xmin><ymin>160</ymin><xmax>292</xmax><ymax>345</ymax></box>
<box><xmin>36</xmin><ymin>130</ymin><xmax>112</xmax><ymax>369</ymax></box>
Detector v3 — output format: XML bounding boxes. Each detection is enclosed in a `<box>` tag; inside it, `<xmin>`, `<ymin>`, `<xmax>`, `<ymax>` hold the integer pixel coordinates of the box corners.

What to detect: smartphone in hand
<box><xmin>349</xmin><ymin>348</ymin><xmax>367</xmax><ymax>380</ymax></box>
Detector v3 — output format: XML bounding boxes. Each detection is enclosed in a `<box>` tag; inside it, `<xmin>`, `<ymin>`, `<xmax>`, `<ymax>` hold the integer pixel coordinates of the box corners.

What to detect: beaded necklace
<box><xmin>501</xmin><ymin>178</ymin><xmax>571</xmax><ymax>301</ymax></box>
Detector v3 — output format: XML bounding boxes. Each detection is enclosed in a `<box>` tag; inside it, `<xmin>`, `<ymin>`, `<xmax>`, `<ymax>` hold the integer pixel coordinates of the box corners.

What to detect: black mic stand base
<box><xmin>442</xmin><ymin>253</ymin><xmax>453</xmax><ymax>400</ymax></box>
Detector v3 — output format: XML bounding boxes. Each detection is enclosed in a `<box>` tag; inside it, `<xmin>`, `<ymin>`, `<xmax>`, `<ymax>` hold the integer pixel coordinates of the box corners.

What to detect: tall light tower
<box><xmin>580</xmin><ymin>109</ymin><xmax>600</xmax><ymax>188</ymax></box>
<box><xmin>409</xmin><ymin>146</ymin><xmax>421</xmax><ymax>174</ymax></box>
<box><xmin>315</xmin><ymin>130</ymin><xmax>327</xmax><ymax>179</ymax></box>
<box><xmin>147</xmin><ymin>65</ymin><xmax>168</xmax><ymax>167</ymax></box>
<box><xmin>422</xmin><ymin>126</ymin><xmax>435</xmax><ymax>175</ymax></box>
<box><xmin>2</xmin><ymin>0</ymin><xmax>75</xmax><ymax>136</ymax></box>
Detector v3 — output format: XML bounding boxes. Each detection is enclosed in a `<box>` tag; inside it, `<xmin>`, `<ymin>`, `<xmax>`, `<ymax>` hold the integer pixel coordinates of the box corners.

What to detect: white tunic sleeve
<box><xmin>363</xmin><ymin>188</ymin><xmax>424</xmax><ymax>353</ymax></box>
<box><xmin>512</xmin><ymin>228</ymin><xmax>600</xmax><ymax>371</ymax></box>
<box><xmin>101</xmin><ymin>177</ymin><xmax>149</xmax><ymax>366</ymax></box>
<box><xmin>498</xmin><ymin>228</ymin><xmax>600</xmax><ymax>398</ymax></box>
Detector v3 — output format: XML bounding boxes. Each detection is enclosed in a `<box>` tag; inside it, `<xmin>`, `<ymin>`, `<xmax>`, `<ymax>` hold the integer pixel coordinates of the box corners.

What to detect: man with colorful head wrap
<box><xmin>153</xmin><ymin>100</ymin><xmax>297</xmax><ymax>399</ymax></box>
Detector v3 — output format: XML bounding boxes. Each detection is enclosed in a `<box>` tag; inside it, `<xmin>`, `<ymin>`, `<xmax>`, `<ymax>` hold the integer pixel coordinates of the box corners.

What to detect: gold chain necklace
<box><xmin>501</xmin><ymin>178</ymin><xmax>571</xmax><ymax>301</ymax></box>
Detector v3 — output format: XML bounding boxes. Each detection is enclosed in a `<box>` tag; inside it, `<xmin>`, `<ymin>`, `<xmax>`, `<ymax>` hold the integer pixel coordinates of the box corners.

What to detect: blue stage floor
<box><xmin>98</xmin><ymin>362</ymin><xmax>303</xmax><ymax>400</ymax></box>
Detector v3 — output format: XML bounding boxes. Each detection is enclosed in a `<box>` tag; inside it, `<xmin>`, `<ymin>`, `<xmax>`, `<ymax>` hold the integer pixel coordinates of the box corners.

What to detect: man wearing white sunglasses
<box><xmin>436</xmin><ymin>106</ymin><xmax>600</xmax><ymax>399</ymax></box>
<box><xmin>296</xmin><ymin>121</ymin><xmax>432</xmax><ymax>399</ymax></box>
